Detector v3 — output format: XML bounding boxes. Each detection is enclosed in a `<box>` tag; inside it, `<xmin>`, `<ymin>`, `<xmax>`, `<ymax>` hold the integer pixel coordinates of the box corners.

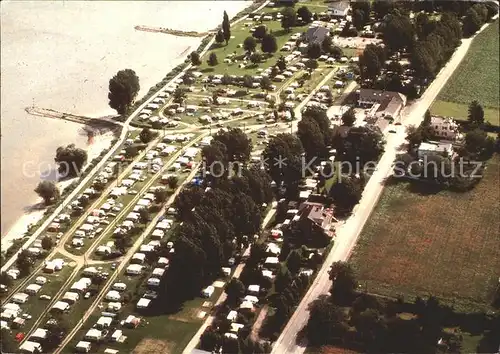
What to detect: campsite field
<box><xmin>431</xmin><ymin>19</ymin><xmax>499</xmax><ymax>125</ymax></box>
<box><xmin>350</xmin><ymin>156</ymin><xmax>500</xmax><ymax>312</ymax></box>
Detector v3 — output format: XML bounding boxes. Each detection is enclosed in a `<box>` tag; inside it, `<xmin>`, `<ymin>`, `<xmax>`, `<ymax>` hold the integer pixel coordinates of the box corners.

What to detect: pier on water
<box><xmin>25</xmin><ymin>106</ymin><xmax>121</xmax><ymax>126</ymax></box>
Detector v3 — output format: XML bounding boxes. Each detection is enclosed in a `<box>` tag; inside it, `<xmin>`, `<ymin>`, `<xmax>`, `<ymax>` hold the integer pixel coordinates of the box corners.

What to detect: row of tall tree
<box><xmin>306</xmin><ymin>262</ymin><xmax>464</xmax><ymax>353</ymax></box>
<box><xmin>158</xmin><ymin>129</ymin><xmax>273</xmax><ymax>311</ymax></box>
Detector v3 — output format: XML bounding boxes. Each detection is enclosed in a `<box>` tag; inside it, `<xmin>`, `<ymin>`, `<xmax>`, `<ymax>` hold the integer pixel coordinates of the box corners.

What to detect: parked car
<box><xmin>39</xmin><ymin>295</ymin><xmax>51</xmax><ymax>300</ymax></box>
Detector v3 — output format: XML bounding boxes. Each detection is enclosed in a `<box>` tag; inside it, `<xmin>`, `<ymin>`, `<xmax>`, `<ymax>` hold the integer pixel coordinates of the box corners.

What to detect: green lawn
<box><xmin>197</xmin><ymin>16</ymin><xmax>310</xmax><ymax>76</ymax></box>
<box><xmin>430</xmin><ymin>100</ymin><xmax>499</xmax><ymax>126</ymax></box>
<box><xmin>350</xmin><ymin>157</ymin><xmax>500</xmax><ymax>312</ymax></box>
<box><xmin>431</xmin><ymin>18</ymin><xmax>499</xmax><ymax>125</ymax></box>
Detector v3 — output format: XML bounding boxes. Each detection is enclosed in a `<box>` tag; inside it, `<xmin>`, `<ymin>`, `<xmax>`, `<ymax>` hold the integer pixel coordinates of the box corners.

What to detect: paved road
<box><xmin>270</xmin><ymin>19</ymin><xmax>496</xmax><ymax>354</ymax></box>
<box><xmin>54</xmin><ymin>136</ymin><xmax>208</xmax><ymax>353</ymax></box>
<box><xmin>0</xmin><ymin>5</ymin><xmax>220</xmax><ymax>273</ymax></box>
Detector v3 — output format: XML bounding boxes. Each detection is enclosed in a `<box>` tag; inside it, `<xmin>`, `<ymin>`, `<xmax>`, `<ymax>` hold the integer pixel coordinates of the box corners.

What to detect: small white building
<box><xmin>25</xmin><ymin>284</ymin><xmax>42</xmax><ymax>295</ymax></box>
<box><xmin>96</xmin><ymin>316</ymin><xmax>112</xmax><ymax>329</ymax></box>
<box><xmin>247</xmin><ymin>285</ymin><xmax>260</xmax><ymax>296</ymax></box>
<box><xmin>147</xmin><ymin>278</ymin><xmax>161</xmax><ymax>287</ymax></box>
<box><xmin>19</xmin><ymin>341</ymin><xmax>42</xmax><ymax>354</ymax></box>
<box><xmin>105</xmin><ymin>290</ymin><xmax>121</xmax><ymax>302</ymax></box>
<box><xmin>136</xmin><ymin>298</ymin><xmax>151</xmax><ymax>309</ymax></box>
<box><xmin>152</xmin><ymin>268</ymin><xmax>165</xmax><ymax>277</ymax></box>
<box><xmin>85</xmin><ymin>328</ymin><xmax>103</xmax><ymax>341</ymax></box>
<box><xmin>131</xmin><ymin>253</ymin><xmax>146</xmax><ymax>264</ymax></box>
<box><xmin>430</xmin><ymin>116</ymin><xmax>460</xmax><ymax>140</ymax></box>
<box><xmin>75</xmin><ymin>341</ymin><xmax>92</xmax><ymax>353</ymax></box>
<box><xmin>202</xmin><ymin>286</ymin><xmax>215</xmax><ymax>298</ymax></box>
<box><xmin>12</xmin><ymin>293</ymin><xmax>29</xmax><ymax>304</ymax></box>
<box><xmin>126</xmin><ymin>264</ymin><xmax>143</xmax><ymax>275</ymax></box>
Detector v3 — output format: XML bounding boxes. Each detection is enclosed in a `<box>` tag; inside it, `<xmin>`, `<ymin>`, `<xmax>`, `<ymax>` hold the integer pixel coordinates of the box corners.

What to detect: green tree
<box><xmin>250</xmin><ymin>52</ymin><xmax>262</xmax><ymax>65</ymax></box>
<box><xmin>125</xmin><ymin>145</ymin><xmax>138</xmax><ymax>159</ymax></box>
<box><xmin>225</xmin><ymin>278</ymin><xmax>245</xmax><ymax>304</ymax></box>
<box><xmin>329</xmin><ymin>261</ymin><xmax>358</xmax><ymax>304</ymax></box>
<box><xmin>114</xmin><ymin>235</ymin><xmax>127</xmax><ymax>254</ymax></box>
<box><xmin>173</xmin><ymin>87</ymin><xmax>187</xmax><ymax>104</ymax></box>
<box><xmin>200</xmin><ymin>326</ymin><xmax>221</xmax><ymax>352</ymax></box>
<box><xmin>138</xmin><ymin>207</ymin><xmax>150</xmax><ymax>224</ymax></box>
<box><xmin>167</xmin><ymin>175</ymin><xmax>179</xmax><ymax>190</ymax></box>
<box><xmin>55</xmin><ymin>144</ymin><xmax>88</xmax><ymax>177</ymax></box>
<box><xmin>359</xmin><ymin>46</ymin><xmax>382</xmax><ymax>80</ymax></box>
<box><xmin>329</xmin><ymin>175</ymin><xmax>364</xmax><ymax>215</ymax></box>
<box><xmin>352</xmin><ymin>9</ymin><xmax>367</xmax><ymax>30</ymax></box>
<box><xmin>276</xmin><ymin>55</ymin><xmax>287</xmax><ymax>71</ymax></box>
<box><xmin>253</xmin><ymin>25</ymin><xmax>267</xmax><ymax>40</ymax></box>
<box><xmin>222</xmin><ymin>11</ymin><xmax>231</xmax><ymax>44</ymax></box>
<box><xmin>41</xmin><ymin>235</ymin><xmax>54</xmax><ymax>251</ymax></box>
<box><xmin>297</xmin><ymin>6</ymin><xmax>313</xmax><ymax>23</ymax></box>
<box><xmin>154</xmin><ymin>188</ymin><xmax>168</xmax><ymax>203</ymax></box>
<box><xmin>35</xmin><ymin>180</ymin><xmax>60</xmax><ymax>205</ymax></box>
<box><xmin>243</xmin><ymin>36</ymin><xmax>257</xmax><ymax>53</ymax></box>
<box><xmin>208</xmin><ymin>52</ymin><xmax>218</xmax><ymax>66</ymax></box>
<box><xmin>286</xmin><ymin>249</ymin><xmax>302</xmax><ymax>274</ymax></box>
<box><xmin>306</xmin><ymin>295</ymin><xmax>349</xmax><ymax>346</ymax></box>
<box><xmin>213</xmin><ymin>128</ymin><xmax>252</xmax><ymax>162</ymax></box>
<box><xmin>261</xmin><ymin>33</ymin><xmax>278</xmax><ymax>54</ymax></box>
<box><xmin>261</xmin><ymin>76</ymin><xmax>272</xmax><ymax>91</ymax></box>
<box><xmin>297</xmin><ymin>117</ymin><xmax>327</xmax><ymax>160</ymax></box>
<box><xmin>281</xmin><ymin>7</ymin><xmax>297</xmax><ymax>32</ymax></box>
<box><xmin>467</xmin><ymin>100</ymin><xmax>485</xmax><ymax>126</ymax></box>
<box><xmin>406</xmin><ymin>125</ymin><xmax>424</xmax><ymax>148</ymax></box>
<box><xmin>306</xmin><ymin>58</ymin><xmax>319</xmax><ymax>71</ymax></box>
<box><xmin>307</xmin><ymin>43</ymin><xmax>322</xmax><ymax>59</ymax></box>
<box><xmin>16</xmin><ymin>250</ymin><xmax>34</xmax><ymax>276</ymax></box>
<box><xmin>215</xmin><ymin>29</ymin><xmax>225</xmax><ymax>44</ymax></box>
<box><xmin>190</xmin><ymin>51</ymin><xmax>201</xmax><ymax>66</ymax></box>
<box><xmin>0</xmin><ymin>328</ymin><xmax>17</xmax><ymax>354</ymax></box>
<box><xmin>139</xmin><ymin>127</ymin><xmax>155</xmax><ymax>144</ymax></box>
<box><xmin>0</xmin><ymin>272</ymin><xmax>13</xmax><ymax>287</ymax></box>
<box><xmin>383</xmin><ymin>15</ymin><xmax>414</xmax><ymax>52</ymax></box>
<box><xmin>341</xmin><ymin>107</ymin><xmax>356</xmax><ymax>127</ymax></box>
<box><xmin>463</xmin><ymin>7</ymin><xmax>483</xmax><ymax>36</ymax></box>
<box><xmin>108</xmin><ymin>69</ymin><xmax>140</xmax><ymax>114</ymax></box>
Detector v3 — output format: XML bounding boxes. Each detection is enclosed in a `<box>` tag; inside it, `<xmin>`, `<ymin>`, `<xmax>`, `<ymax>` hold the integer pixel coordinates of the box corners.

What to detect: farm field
<box><xmin>350</xmin><ymin>156</ymin><xmax>500</xmax><ymax>312</ymax></box>
<box><xmin>431</xmin><ymin>18</ymin><xmax>499</xmax><ymax>125</ymax></box>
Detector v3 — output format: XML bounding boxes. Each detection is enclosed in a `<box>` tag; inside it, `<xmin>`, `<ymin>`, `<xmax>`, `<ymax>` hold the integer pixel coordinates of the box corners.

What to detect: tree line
<box><xmin>156</xmin><ymin>128</ymin><xmax>273</xmax><ymax>311</ymax></box>
<box><xmin>304</xmin><ymin>261</ymin><xmax>497</xmax><ymax>353</ymax></box>
<box><xmin>396</xmin><ymin>104</ymin><xmax>497</xmax><ymax>191</ymax></box>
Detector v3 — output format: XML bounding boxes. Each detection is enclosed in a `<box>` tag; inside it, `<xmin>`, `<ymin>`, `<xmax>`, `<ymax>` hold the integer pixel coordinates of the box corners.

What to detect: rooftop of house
<box><xmin>305</xmin><ymin>26</ymin><xmax>330</xmax><ymax>44</ymax></box>
<box><xmin>329</xmin><ymin>1</ymin><xmax>350</xmax><ymax>12</ymax></box>
<box><xmin>358</xmin><ymin>88</ymin><xmax>407</xmax><ymax>105</ymax></box>
<box><xmin>297</xmin><ymin>202</ymin><xmax>336</xmax><ymax>232</ymax></box>
<box><xmin>418</xmin><ymin>141</ymin><xmax>453</xmax><ymax>153</ymax></box>
<box><xmin>431</xmin><ymin>115</ymin><xmax>459</xmax><ymax>126</ymax></box>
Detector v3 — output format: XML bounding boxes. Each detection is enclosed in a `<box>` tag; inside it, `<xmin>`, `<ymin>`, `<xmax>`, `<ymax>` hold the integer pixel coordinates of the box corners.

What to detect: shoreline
<box><xmin>1</xmin><ymin>132</ymin><xmax>115</xmax><ymax>251</ymax></box>
<box><xmin>1</xmin><ymin>1</ymin><xmax>256</xmax><ymax>253</ymax></box>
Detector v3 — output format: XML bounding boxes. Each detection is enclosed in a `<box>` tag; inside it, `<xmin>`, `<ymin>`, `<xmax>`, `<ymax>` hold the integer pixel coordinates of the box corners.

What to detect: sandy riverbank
<box><xmin>1</xmin><ymin>1</ymin><xmax>250</xmax><ymax>247</ymax></box>
<box><xmin>1</xmin><ymin>132</ymin><xmax>115</xmax><ymax>251</ymax></box>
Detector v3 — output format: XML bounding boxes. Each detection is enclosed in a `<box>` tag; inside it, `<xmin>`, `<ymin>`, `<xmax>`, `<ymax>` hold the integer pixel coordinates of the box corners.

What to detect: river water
<box><xmin>0</xmin><ymin>0</ymin><xmax>250</xmax><ymax>237</ymax></box>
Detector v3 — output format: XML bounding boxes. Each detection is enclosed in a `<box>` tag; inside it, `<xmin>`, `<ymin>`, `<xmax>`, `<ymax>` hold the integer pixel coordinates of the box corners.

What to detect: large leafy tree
<box><xmin>281</xmin><ymin>7</ymin><xmax>297</xmax><ymax>32</ymax></box>
<box><xmin>467</xmin><ymin>100</ymin><xmax>485</xmax><ymax>126</ymax></box>
<box><xmin>383</xmin><ymin>14</ymin><xmax>414</xmax><ymax>52</ymax></box>
<box><xmin>243</xmin><ymin>36</ymin><xmax>257</xmax><ymax>53</ymax></box>
<box><xmin>212</xmin><ymin>128</ymin><xmax>252</xmax><ymax>162</ymax></box>
<box><xmin>329</xmin><ymin>261</ymin><xmax>358</xmax><ymax>305</ymax></box>
<box><xmin>108</xmin><ymin>69</ymin><xmax>140</xmax><ymax>114</ymax></box>
<box><xmin>297</xmin><ymin>6</ymin><xmax>313</xmax><ymax>23</ymax></box>
<box><xmin>306</xmin><ymin>295</ymin><xmax>349</xmax><ymax>346</ymax></box>
<box><xmin>261</xmin><ymin>33</ymin><xmax>278</xmax><ymax>54</ymax></box>
<box><xmin>55</xmin><ymin>144</ymin><xmax>88</xmax><ymax>177</ymax></box>
<box><xmin>35</xmin><ymin>181</ymin><xmax>60</xmax><ymax>205</ymax></box>
<box><xmin>329</xmin><ymin>174</ymin><xmax>364</xmax><ymax>214</ymax></box>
